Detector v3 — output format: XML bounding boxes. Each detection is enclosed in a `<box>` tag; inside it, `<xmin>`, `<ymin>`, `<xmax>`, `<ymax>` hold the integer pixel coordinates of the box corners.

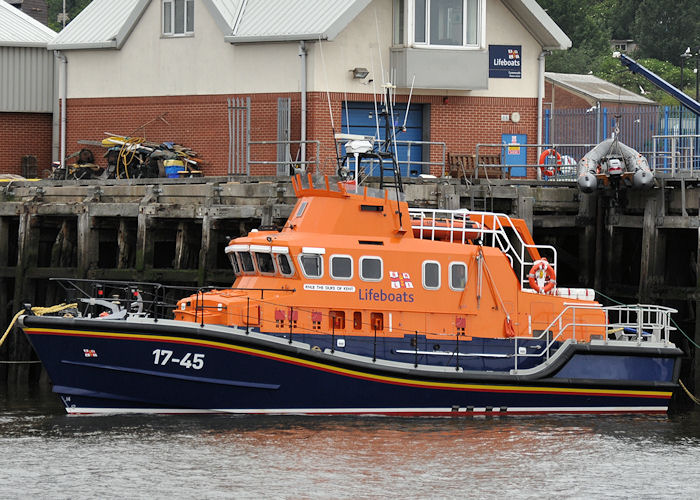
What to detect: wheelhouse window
<box><xmin>256</xmin><ymin>252</ymin><xmax>275</xmax><ymax>275</ymax></box>
<box><xmin>407</xmin><ymin>0</ymin><xmax>480</xmax><ymax>47</ymax></box>
<box><xmin>360</xmin><ymin>256</ymin><xmax>383</xmax><ymax>282</ymax></box>
<box><xmin>422</xmin><ymin>261</ymin><xmax>440</xmax><ymax>289</ymax></box>
<box><xmin>276</xmin><ymin>253</ymin><xmax>294</xmax><ymax>277</ymax></box>
<box><xmin>163</xmin><ymin>0</ymin><xmax>194</xmax><ymax>36</ymax></box>
<box><xmin>238</xmin><ymin>251</ymin><xmax>255</xmax><ymax>273</ymax></box>
<box><xmin>299</xmin><ymin>254</ymin><xmax>323</xmax><ymax>278</ymax></box>
<box><xmin>449</xmin><ymin>262</ymin><xmax>467</xmax><ymax>290</ymax></box>
<box><xmin>330</xmin><ymin>255</ymin><xmax>353</xmax><ymax>280</ymax></box>
<box><xmin>228</xmin><ymin>253</ymin><xmax>240</xmax><ymax>275</ymax></box>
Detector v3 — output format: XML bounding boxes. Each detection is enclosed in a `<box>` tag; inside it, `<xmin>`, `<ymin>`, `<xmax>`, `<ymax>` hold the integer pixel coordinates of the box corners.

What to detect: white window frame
<box><xmin>422</xmin><ymin>260</ymin><xmax>441</xmax><ymax>290</ymax></box>
<box><xmin>255</xmin><ymin>252</ymin><xmax>276</xmax><ymax>276</ymax></box>
<box><xmin>162</xmin><ymin>0</ymin><xmax>194</xmax><ymax>37</ymax></box>
<box><xmin>330</xmin><ymin>254</ymin><xmax>354</xmax><ymax>281</ymax></box>
<box><xmin>274</xmin><ymin>252</ymin><xmax>295</xmax><ymax>277</ymax></box>
<box><xmin>237</xmin><ymin>251</ymin><xmax>256</xmax><ymax>275</ymax></box>
<box><xmin>359</xmin><ymin>256</ymin><xmax>383</xmax><ymax>282</ymax></box>
<box><xmin>227</xmin><ymin>252</ymin><xmax>241</xmax><ymax>276</ymax></box>
<box><xmin>448</xmin><ymin>261</ymin><xmax>467</xmax><ymax>291</ymax></box>
<box><xmin>298</xmin><ymin>253</ymin><xmax>324</xmax><ymax>279</ymax></box>
<box><xmin>406</xmin><ymin>0</ymin><xmax>484</xmax><ymax>49</ymax></box>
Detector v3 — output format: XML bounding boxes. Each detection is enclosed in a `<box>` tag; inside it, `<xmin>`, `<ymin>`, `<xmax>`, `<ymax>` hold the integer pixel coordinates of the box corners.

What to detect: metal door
<box><xmin>343</xmin><ymin>102</ymin><xmax>423</xmax><ymax>177</ymax></box>
<box><xmin>502</xmin><ymin>133</ymin><xmax>527</xmax><ymax>177</ymax></box>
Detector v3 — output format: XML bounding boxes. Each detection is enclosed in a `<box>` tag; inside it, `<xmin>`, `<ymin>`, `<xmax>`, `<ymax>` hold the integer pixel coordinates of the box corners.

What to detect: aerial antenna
<box><xmin>401</xmin><ymin>75</ymin><xmax>416</xmax><ymax>131</ymax></box>
<box><xmin>370</xmin><ymin>49</ymin><xmax>381</xmax><ymax>142</ymax></box>
<box><xmin>341</xmin><ymin>44</ymin><xmax>351</xmax><ymax>134</ymax></box>
<box><xmin>318</xmin><ymin>35</ymin><xmax>343</xmax><ymax>174</ymax></box>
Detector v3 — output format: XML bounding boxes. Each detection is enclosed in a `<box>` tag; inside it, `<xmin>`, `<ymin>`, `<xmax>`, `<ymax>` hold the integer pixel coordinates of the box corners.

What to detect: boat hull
<box><xmin>21</xmin><ymin>316</ymin><xmax>681</xmax><ymax>415</ymax></box>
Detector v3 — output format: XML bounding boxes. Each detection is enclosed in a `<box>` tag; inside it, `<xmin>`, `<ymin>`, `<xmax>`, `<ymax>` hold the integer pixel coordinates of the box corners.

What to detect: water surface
<box><xmin>1</xmin><ymin>388</ymin><xmax>699</xmax><ymax>499</ymax></box>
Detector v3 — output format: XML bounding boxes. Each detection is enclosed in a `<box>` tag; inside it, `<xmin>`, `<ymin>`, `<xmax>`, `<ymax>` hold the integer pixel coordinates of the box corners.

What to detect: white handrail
<box><xmin>512</xmin><ymin>303</ymin><xmax>677</xmax><ymax>371</ymax></box>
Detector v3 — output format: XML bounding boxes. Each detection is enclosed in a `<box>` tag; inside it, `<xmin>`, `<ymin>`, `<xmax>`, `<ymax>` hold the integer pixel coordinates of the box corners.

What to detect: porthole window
<box><xmin>330</xmin><ymin>255</ymin><xmax>353</xmax><ymax>280</ymax></box>
<box><xmin>422</xmin><ymin>261</ymin><xmax>440</xmax><ymax>289</ymax></box>
<box><xmin>276</xmin><ymin>254</ymin><xmax>294</xmax><ymax>277</ymax></box>
<box><xmin>360</xmin><ymin>256</ymin><xmax>383</xmax><ymax>281</ymax></box>
<box><xmin>299</xmin><ymin>254</ymin><xmax>323</xmax><ymax>278</ymax></box>
<box><xmin>238</xmin><ymin>251</ymin><xmax>255</xmax><ymax>273</ymax></box>
<box><xmin>256</xmin><ymin>252</ymin><xmax>275</xmax><ymax>275</ymax></box>
<box><xmin>449</xmin><ymin>262</ymin><xmax>467</xmax><ymax>290</ymax></box>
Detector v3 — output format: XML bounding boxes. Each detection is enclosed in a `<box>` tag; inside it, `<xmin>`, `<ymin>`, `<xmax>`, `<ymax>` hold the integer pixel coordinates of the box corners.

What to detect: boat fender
<box><xmin>504</xmin><ymin>317</ymin><xmax>516</xmax><ymax>338</ymax></box>
<box><xmin>528</xmin><ymin>258</ymin><xmax>556</xmax><ymax>294</ymax></box>
<box><xmin>539</xmin><ymin>149</ymin><xmax>561</xmax><ymax>177</ymax></box>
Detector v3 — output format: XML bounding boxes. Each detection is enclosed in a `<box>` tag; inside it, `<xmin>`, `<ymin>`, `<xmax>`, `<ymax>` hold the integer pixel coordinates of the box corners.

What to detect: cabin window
<box><xmin>449</xmin><ymin>262</ymin><xmax>467</xmax><ymax>290</ymax></box>
<box><xmin>163</xmin><ymin>0</ymin><xmax>194</xmax><ymax>36</ymax></box>
<box><xmin>422</xmin><ymin>261</ymin><xmax>440</xmax><ymax>289</ymax></box>
<box><xmin>330</xmin><ymin>311</ymin><xmax>346</xmax><ymax>330</ymax></box>
<box><xmin>299</xmin><ymin>254</ymin><xmax>323</xmax><ymax>278</ymax></box>
<box><xmin>238</xmin><ymin>251</ymin><xmax>255</xmax><ymax>273</ymax></box>
<box><xmin>410</xmin><ymin>0</ymin><xmax>480</xmax><ymax>47</ymax></box>
<box><xmin>360</xmin><ymin>256</ymin><xmax>383</xmax><ymax>281</ymax></box>
<box><xmin>353</xmin><ymin>311</ymin><xmax>362</xmax><ymax>330</ymax></box>
<box><xmin>370</xmin><ymin>312</ymin><xmax>384</xmax><ymax>331</ymax></box>
<box><xmin>276</xmin><ymin>254</ymin><xmax>294</xmax><ymax>277</ymax></box>
<box><xmin>256</xmin><ymin>252</ymin><xmax>275</xmax><ymax>274</ymax></box>
<box><xmin>330</xmin><ymin>255</ymin><xmax>353</xmax><ymax>280</ymax></box>
<box><xmin>228</xmin><ymin>253</ymin><xmax>240</xmax><ymax>275</ymax></box>
<box><xmin>296</xmin><ymin>201</ymin><xmax>308</xmax><ymax>218</ymax></box>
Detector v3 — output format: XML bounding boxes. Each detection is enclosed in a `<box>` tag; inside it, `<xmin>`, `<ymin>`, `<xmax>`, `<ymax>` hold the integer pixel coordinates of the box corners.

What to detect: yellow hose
<box><xmin>0</xmin><ymin>303</ymin><xmax>77</xmax><ymax>349</ymax></box>
<box><xmin>679</xmin><ymin>379</ymin><xmax>700</xmax><ymax>405</ymax></box>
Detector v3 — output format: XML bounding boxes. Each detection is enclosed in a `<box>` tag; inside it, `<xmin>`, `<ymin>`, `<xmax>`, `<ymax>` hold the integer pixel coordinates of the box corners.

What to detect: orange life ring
<box><xmin>539</xmin><ymin>149</ymin><xmax>562</xmax><ymax>177</ymax></box>
<box><xmin>528</xmin><ymin>258</ymin><xmax>556</xmax><ymax>294</ymax></box>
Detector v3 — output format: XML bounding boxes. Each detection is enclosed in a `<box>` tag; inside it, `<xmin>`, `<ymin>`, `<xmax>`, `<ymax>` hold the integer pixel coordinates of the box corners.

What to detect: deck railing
<box><xmin>407</xmin><ymin>207</ymin><xmax>557</xmax><ymax>290</ymax></box>
<box><xmin>512</xmin><ymin>303</ymin><xmax>677</xmax><ymax>372</ymax></box>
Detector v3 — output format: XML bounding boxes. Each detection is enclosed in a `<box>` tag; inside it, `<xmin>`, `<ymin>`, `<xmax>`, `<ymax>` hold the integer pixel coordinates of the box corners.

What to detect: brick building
<box><xmin>0</xmin><ymin>1</ymin><xmax>56</xmax><ymax>177</ymax></box>
<box><xmin>5</xmin><ymin>0</ymin><xmax>48</xmax><ymax>26</ymax></box>
<box><xmin>48</xmin><ymin>0</ymin><xmax>571</xmax><ymax>177</ymax></box>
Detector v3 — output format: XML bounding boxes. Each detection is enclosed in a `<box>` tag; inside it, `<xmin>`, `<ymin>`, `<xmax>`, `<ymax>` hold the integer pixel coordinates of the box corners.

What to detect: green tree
<box><xmin>595</xmin><ymin>56</ymin><xmax>687</xmax><ymax>106</ymax></box>
<box><xmin>47</xmin><ymin>0</ymin><xmax>93</xmax><ymax>32</ymax></box>
<box><xmin>632</xmin><ymin>0</ymin><xmax>700</xmax><ymax>65</ymax></box>
<box><xmin>538</xmin><ymin>0</ymin><xmax>611</xmax><ymax>74</ymax></box>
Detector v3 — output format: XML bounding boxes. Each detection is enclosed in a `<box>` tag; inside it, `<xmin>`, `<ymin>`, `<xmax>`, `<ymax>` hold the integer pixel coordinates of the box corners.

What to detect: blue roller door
<box><xmin>341</xmin><ymin>101</ymin><xmax>424</xmax><ymax>177</ymax></box>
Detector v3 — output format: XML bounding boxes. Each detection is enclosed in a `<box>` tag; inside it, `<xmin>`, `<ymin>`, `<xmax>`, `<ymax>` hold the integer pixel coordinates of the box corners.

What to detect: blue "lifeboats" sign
<box><xmin>489</xmin><ymin>45</ymin><xmax>522</xmax><ymax>79</ymax></box>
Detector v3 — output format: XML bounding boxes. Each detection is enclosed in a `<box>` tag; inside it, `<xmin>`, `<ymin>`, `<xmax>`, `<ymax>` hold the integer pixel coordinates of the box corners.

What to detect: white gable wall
<box><xmin>65</xmin><ymin>0</ymin><xmax>301</xmax><ymax>98</ymax></box>
<box><xmin>65</xmin><ymin>0</ymin><xmax>548</xmax><ymax>99</ymax></box>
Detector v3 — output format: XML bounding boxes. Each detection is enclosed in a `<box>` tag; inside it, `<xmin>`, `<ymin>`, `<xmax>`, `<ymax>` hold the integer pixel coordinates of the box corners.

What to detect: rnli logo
<box><xmin>389</xmin><ymin>271</ymin><xmax>414</xmax><ymax>289</ymax></box>
<box><xmin>508</xmin><ymin>49</ymin><xmax>520</xmax><ymax>59</ymax></box>
<box><xmin>83</xmin><ymin>349</ymin><xmax>98</xmax><ymax>358</ymax></box>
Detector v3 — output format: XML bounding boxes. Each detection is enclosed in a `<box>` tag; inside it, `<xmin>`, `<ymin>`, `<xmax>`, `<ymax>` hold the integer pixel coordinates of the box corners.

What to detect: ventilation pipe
<box><xmin>299</xmin><ymin>41</ymin><xmax>308</xmax><ymax>167</ymax></box>
<box><xmin>536</xmin><ymin>50</ymin><xmax>549</xmax><ymax>181</ymax></box>
<box><xmin>56</xmin><ymin>51</ymin><xmax>68</xmax><ymax>169</ymax></box>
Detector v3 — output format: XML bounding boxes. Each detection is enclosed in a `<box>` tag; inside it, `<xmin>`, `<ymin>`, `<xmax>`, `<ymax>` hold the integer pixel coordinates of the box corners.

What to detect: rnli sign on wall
<box><xmin>489</xmin><ymin>45</ymin><xmax>521</xmax><ymax>79</ymax></box>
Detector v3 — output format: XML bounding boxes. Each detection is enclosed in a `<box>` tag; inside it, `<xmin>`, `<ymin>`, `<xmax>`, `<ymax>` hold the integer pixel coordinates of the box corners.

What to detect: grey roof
<box><xmin>47</xmin><ymin>0</ymin><xmax>150</xmax><ymax>50</ymax></box>
<box><xmin>545</xmin><ymin>72</ymin><xmax>656</xmax><ymax>105</ymax></box>
<box><xmin>502</xmin><ymin>0</ymin><xmax>570</xmax><ymax>50</ymax></box>
<box><xmin>224</xmin><ymin>0</ymin><xmax>373</xmax><ymax>44</ymax></box>
<box><xmin>47</xmin><ymin>0</ymin><xmax>571</xmax><ymax>51</ymax></box>
<box><xmin>0</xmin><ymin>0</ymin><xmax>56</xmax><ymax>47</ymax></box>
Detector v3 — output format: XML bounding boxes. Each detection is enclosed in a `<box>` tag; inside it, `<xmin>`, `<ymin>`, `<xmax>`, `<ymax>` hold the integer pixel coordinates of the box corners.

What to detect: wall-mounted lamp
<box><xmin>351</xmin><ymin>67</ymin><xmax>369</xmax><ymax>79</ymax></box>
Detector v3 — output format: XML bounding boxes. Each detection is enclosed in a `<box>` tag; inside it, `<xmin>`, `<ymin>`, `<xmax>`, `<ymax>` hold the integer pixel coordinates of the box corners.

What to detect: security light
<box><xmin>351</xmin><ymin>67</ymin><xmax>369</xmax><ymax>79</ymax></box>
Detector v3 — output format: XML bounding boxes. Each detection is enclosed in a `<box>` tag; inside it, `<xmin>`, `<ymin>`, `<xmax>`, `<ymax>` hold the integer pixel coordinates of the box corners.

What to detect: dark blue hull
<box><xmin>21</xmin><ymin>316</ymin><xmax>681</xmax><ymax>415</ymax></box>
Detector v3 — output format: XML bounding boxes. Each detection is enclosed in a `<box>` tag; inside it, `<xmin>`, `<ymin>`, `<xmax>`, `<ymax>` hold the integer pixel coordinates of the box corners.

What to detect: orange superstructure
<box><xmin>175</xmin><ymin>174</ymin><xmax>605</xmax><ymax>343</ymax></box>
